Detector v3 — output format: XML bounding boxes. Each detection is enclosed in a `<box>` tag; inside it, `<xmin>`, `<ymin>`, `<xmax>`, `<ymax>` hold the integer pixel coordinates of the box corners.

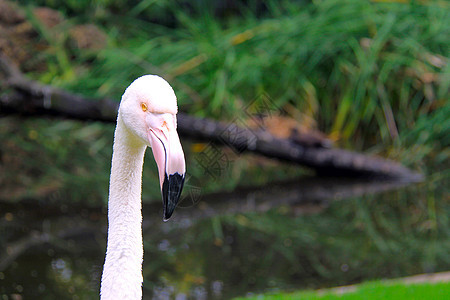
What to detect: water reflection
<box><xmin>0</xmin><ymin>175</ymin><xmax>448</xmax><ymax>299</ymax></box>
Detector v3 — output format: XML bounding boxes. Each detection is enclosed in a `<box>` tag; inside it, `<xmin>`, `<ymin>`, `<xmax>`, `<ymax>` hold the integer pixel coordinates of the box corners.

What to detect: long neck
<box><xmin>101</xmin><ymin>116</ymin><xmax>146</xmax><ymax>299</ymax></box>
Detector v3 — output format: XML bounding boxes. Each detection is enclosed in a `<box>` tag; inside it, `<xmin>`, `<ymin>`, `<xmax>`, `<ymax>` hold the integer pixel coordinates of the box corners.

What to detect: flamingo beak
<box><xmin>146</xmin><ymin>115</ymin><xmax>186</xmax><ymax>221</ymax></box>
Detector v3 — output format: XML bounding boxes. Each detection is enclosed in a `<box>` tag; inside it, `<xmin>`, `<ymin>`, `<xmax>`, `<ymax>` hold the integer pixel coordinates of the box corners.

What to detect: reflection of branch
<box><xmin>144</xmin><ymin>176</ymin><xmax>414</xmax><ymax>228</ymax></box>
<box><xmin>0</xmin><ymin>54</ymin><xmax>422</xmax><ymax>180</ymax></box>
<box><xmin>0</xmin><ymin>176</ymin><xmax>415</xmax><ymax>256</ymax></box>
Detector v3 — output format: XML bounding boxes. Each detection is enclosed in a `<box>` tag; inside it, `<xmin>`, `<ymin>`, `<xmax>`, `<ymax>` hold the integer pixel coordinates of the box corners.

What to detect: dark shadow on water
<box><xmin>0</xmin><ymin>175</ymin><xmax>448</xmax><ymax>299</ymax></box>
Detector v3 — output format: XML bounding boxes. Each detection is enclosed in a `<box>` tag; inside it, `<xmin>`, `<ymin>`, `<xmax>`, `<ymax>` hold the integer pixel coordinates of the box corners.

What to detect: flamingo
<box><xmin>100</xmin><ymin>75</ymin><xmax>186</xmax><ymax>299</ymax></box>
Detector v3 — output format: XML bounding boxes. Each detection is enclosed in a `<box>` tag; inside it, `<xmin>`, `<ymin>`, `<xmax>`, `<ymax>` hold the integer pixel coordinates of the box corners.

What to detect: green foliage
<box><xmin>23</xmin><ymin>0</ymin><xmax>448</xmax><ymax>167</ymax></box>
<box><xmin>0</xmin><ymin>0</ymin><xmax>444</xmax><ymax>206</ymax></box>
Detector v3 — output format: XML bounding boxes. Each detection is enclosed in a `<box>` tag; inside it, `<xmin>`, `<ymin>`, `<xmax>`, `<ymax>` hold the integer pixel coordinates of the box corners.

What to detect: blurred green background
<box><xmin>0</xmin><ymin>0</ymin><xmax>448</xmax><ymax>299</ymax></box>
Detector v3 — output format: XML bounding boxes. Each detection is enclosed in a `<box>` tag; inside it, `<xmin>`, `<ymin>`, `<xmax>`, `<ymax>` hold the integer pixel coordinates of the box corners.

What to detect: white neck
<box><xmin>101</xmin><ymin>115</ymin><xmax>146</xmax><ymax>299</ymax></box>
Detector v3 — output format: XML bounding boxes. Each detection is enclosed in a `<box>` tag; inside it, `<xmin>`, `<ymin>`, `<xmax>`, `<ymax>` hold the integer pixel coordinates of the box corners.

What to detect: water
<box><xmin>0</xmin><ymin>175</ymin><xmax>448</xmax><ymax>299</ymax></box>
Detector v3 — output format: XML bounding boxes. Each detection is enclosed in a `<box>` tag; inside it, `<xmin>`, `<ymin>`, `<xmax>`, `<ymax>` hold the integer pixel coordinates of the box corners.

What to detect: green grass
<box><xmin>239</xmin><ymin>280</ymin><xmax>450</xmax><ymax>299</ymax></box>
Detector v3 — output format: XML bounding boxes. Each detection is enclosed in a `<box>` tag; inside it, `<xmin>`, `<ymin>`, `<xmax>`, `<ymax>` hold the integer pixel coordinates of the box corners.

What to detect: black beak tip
<box><xmin>163</xmin><ymin>204</ymin><xmax>176</xmax><ymax>222</ymax></box>
<box><xmin>162</xmin><ymin>172</ymin><xmax>185</xmax><ymax>221</ymax></box>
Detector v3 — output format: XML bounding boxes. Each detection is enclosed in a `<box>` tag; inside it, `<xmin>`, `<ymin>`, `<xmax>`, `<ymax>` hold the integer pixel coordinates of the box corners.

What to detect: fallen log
<box><xmin>0</xmin><ymin>54</ymin><xmax>422</xmax><ymax>181</ymax></box>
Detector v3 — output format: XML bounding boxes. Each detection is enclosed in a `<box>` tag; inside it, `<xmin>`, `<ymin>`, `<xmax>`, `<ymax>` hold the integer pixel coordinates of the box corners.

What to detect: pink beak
<box><xmin>146</xmin><ymin>113</ymin><xmax>185</xmax><ymax>221</ymax></box>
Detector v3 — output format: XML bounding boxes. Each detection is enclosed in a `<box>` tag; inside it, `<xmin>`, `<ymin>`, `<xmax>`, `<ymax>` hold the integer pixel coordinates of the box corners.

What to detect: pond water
<box><xmin>0</xmin><ymin>174</ymin><xmax>448</xmax><ymax>299</ymax></box>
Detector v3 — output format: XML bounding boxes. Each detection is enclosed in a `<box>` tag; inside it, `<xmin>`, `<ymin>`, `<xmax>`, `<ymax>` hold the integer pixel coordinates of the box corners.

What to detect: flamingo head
<box><xmin>119</xmin><ymin>75</ymin><xmax>185</xmax><ymax>221</ymax></box>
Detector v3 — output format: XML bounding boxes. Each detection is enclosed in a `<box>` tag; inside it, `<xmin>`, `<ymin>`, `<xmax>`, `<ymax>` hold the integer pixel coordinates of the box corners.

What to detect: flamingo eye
<box><xmin>141</xmin><ymin>103</ymin><xmax>148</xmax><ymax>112</ymax></box>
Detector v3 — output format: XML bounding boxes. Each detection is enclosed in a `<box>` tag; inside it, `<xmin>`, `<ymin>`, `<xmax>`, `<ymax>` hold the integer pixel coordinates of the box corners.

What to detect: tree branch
<box><xmin>0</xmin><ymin>54</ymin><xmax>422</xmax><ymax>181</ymax></box>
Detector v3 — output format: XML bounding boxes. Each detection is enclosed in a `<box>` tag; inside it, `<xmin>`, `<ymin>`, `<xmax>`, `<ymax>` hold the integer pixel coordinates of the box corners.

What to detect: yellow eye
<box><xmin>141</xmin><ymin>103</ymin><xmax>148</xmax><ymax>112</ymax></box>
